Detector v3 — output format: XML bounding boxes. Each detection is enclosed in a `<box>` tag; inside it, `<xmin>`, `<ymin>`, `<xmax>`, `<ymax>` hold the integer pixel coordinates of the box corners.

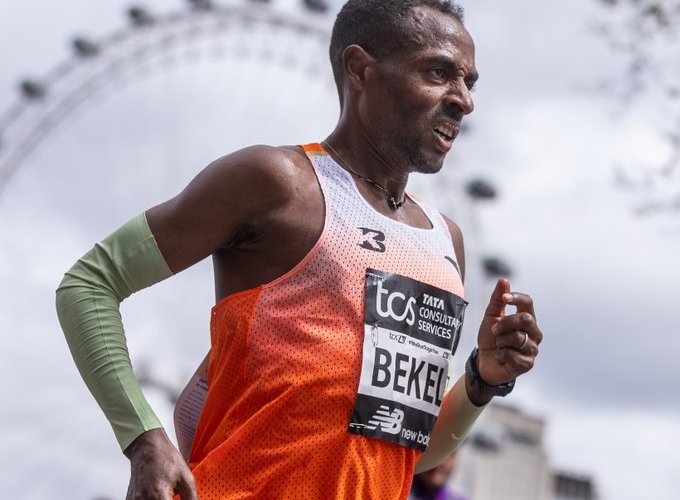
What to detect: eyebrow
<box><xmin>425</xmin><ymin>55</ymin><xmax>479</xmax><ymax>84</ymax></box>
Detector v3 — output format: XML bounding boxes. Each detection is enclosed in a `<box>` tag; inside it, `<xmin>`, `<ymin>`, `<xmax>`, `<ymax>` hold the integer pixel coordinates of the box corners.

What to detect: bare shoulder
<box><xmin>164</xmin><ymin>143</ymin><xmax>318</xmax><ymax>222</ymax></box>
<box><xmin>202</xmin><ymin>144</ymin><xmax>314</xmax><ymax>206</ymax></box>
<box><xmin>146</xmin><ymin>144</ymin><xmax>318</xmax><ymax>273</ymax></box>
<box><xmin>440</xmin><ymin>212</ymin><xmax>466</xmax><ymax>282</ymax></box>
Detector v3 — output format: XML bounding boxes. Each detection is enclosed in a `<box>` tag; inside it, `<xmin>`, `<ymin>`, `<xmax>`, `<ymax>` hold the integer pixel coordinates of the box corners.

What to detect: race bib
<box><xmin>348</xmin><ymin>269</ymin><xmax>467</xmax><ymax>451</ymax></box>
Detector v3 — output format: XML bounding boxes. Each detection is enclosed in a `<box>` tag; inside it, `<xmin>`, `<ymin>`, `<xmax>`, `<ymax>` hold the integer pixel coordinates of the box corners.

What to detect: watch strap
<box><xmin>465</xmin><ymin>347</ymin><xmax>515</xmax><ymax>397</ymax></box>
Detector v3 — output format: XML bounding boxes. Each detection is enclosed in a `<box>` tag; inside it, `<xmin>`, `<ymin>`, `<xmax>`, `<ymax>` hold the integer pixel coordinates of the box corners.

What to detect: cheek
<box><xmin>366</xmin><ymin>77</ymin><xmax>441</xmax><ymax>136</ymax></box>
<box><xmin>381</xmin><ymin>76</ymin><xmax>429</xmax><ymax>110</ymax></box>
<box><xmin>394</xmin><ymin>88</ymin><xmax>441</xmax><ymax>121</ymax></box>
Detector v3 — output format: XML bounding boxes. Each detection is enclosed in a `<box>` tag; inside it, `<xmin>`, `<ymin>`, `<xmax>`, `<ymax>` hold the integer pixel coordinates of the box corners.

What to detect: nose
<box><xmin>445</xmin><ymin>82</ymin><xmax>474</xmax><ymax>116</ymax></box>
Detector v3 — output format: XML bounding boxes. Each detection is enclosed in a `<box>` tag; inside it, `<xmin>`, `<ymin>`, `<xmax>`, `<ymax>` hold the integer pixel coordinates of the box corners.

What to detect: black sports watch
<box><xmin>465</xmin><ymin>348</ymin><xmax>515</xmax><ymax>397</ymax></box>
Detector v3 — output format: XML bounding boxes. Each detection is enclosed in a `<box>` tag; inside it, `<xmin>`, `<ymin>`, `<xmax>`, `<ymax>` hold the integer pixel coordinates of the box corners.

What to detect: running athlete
<box><xmin>56</xmin><ymin>1</ymin><xmax>543</xmax><ymax>499</ymax></box>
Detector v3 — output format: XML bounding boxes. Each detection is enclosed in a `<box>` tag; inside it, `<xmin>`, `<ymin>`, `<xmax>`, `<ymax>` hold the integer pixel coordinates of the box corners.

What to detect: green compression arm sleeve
<box><xmin>55</xmin><ymin>213</ymin><xmax>173</xmax><ymax>451</ymax></box>
<box><xmin>415</xmin><ymin>374</ymin><xmax>487</xmax><ymax>473</ymax></box>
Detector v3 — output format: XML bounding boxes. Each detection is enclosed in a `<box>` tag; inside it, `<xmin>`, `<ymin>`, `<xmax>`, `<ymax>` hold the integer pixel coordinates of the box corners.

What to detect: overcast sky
<box><xmin>1</xmin><ymin>1</ymin><xmax>678</xmax><ymax>499</ymax></box>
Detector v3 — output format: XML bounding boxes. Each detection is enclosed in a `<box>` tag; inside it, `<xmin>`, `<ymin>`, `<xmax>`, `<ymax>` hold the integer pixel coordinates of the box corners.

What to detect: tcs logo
<box><xmin>376</xmin><ymin>279</ymin><xmax>416</xmax><ymax>326</ymax></box>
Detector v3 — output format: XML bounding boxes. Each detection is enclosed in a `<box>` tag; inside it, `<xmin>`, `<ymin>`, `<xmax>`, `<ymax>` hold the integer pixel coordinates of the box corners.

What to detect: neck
<box><xmin>323</xmin><ymin>127</ymin><xmax>410</xmax><ymax>209</ymax></box>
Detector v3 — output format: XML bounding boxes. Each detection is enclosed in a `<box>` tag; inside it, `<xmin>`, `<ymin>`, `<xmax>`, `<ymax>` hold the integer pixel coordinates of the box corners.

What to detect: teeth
<box><xmin>435</xmin><ymin>125</ymin><xmax>454</xmax><ymax>140</ymax></box>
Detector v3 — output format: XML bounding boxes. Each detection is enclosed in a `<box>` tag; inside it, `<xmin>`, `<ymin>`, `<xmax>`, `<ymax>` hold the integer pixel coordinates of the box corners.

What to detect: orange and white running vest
<box><xmin>188</xmin><ymin>143</ymin><xmax>466</xmax><ymax>499</ymax></box>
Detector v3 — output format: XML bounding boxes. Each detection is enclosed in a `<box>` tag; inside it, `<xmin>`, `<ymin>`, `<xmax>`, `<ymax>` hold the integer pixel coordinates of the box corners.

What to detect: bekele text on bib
<box><xmin>348</xmin><ymin>268</ymin><xmax>467</xmax><ymax>451</ymax></box>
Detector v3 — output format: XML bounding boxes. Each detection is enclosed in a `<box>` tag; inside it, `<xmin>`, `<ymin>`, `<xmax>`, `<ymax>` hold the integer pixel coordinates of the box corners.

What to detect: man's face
<box><xmin>362</xmin><ymin>6</ymin><xmax>477</xmax><ymax>174</ymax></box>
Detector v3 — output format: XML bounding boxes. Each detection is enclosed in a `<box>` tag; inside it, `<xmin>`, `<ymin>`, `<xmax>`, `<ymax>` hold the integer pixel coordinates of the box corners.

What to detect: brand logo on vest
<box><xmin>376</xmin><ymin>279</ymin><xmax>416</xmax><ymax>326</ymax></box>
<box><xmin>366</xmin><ymin>405</ymin><xmax>404</xmax><ymax>435</ymax></box>
<box><xmin>358</xmin><ymin>227</ymin><xmax>386</xmax><ymax>253</ymax></box>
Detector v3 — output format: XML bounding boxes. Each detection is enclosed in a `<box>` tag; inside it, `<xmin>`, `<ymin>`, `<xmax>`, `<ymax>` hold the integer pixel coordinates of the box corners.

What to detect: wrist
<box><xmin>464</xmin><ymin>371</ymin><xmax>494</xmax><ymax>407</ymax></box>
<box><xmin>123</xmin><ymin>427</ymin><xmax>167</xmax><ymax>459</ymax></box>
<box><xmin>464</xmin><ymin>348</ymin><xmax>515</xmax><ymax>406</ymax></box>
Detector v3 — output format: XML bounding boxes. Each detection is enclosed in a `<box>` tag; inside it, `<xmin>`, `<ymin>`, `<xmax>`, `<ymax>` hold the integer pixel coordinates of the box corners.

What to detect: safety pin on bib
<box><xmin>371</xmin><ymin>323</ymin><xmax>379</xmax><ymax>346</ymax></box>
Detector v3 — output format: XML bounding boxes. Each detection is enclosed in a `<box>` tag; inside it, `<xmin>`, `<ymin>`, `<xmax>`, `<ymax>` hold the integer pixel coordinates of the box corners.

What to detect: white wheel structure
<box><xmin>0</xmin><ymin>0</ymin><xmax>336</xmax><ymax>197</ymax></box>
<box><xmin>0</xmin><ymin>2</ymin><xmax>495</xmax><ymax>498</ymax></box>
<box><xmin>0</xmin><ymin>2</ymin><xmax>338</xmax><ymax>499</ymax></box>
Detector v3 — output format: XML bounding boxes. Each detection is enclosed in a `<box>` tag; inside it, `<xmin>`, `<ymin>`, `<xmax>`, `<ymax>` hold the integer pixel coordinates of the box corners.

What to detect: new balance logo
<box><xmin>366</xmin><ymin>405</ymin><xmax>404</xmax><ymax>435</ymax></box>
<box><xmin>358</xmin><ymin>227</ymin><xmax>386</xmax><ymax>253</ymax></box>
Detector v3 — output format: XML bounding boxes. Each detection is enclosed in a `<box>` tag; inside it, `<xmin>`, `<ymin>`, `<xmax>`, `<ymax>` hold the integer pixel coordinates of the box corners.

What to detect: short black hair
<box><xmin>329</xmin><ymin>0</ymin><xmax>465</xmax><ymax>99</ymax></box>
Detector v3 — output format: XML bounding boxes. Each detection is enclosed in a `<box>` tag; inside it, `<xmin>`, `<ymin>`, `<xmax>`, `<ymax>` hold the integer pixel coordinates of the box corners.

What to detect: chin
<box><xmin>408</xmin><ymin>151</ymin><xmax>446</xmax><ymax>175</ymax></box>
<box><xmin>404</xmin><ymin>138</ymin><xmax>448</xmax><ymax>174</ymax></box>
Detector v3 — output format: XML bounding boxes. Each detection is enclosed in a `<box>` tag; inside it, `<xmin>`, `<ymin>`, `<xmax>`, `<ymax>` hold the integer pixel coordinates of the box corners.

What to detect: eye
<box><xmin>429</xmin><ymin>68</ymin><xmax>446</xmax><ymax>80</ymax></box>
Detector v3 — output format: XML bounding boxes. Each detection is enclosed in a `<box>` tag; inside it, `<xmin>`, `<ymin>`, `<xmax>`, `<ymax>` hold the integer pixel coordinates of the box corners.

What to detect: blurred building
<box><xmin>451</xmin><ymin>403</ymin><xmax>596</xmax><ymax>500</ymax></box>
<box><xmin>553</xmin><ymin>471</ymin><xmax>597</xmax><ymax>500</ymax></box>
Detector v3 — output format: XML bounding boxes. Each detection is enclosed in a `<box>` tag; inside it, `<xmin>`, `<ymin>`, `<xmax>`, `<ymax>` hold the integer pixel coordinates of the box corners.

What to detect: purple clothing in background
<box><xmin>409</xmin><ymin>484</ymin><xmax>469</xmax><ymax>500</ymax></box>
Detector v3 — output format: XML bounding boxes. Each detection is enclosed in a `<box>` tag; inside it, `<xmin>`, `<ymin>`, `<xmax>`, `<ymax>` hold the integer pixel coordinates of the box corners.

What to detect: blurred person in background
<box><xmin>409</xmin><ymin>449</ymin><xmax>468</xmax><ymax>500</ymax></box>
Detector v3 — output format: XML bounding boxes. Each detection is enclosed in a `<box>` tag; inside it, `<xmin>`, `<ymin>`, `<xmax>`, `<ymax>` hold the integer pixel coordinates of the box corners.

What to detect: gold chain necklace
<box><xmin>322</xmin><ymin>141</ymin><xmax>405</xmax><ymax>210</ymax></box>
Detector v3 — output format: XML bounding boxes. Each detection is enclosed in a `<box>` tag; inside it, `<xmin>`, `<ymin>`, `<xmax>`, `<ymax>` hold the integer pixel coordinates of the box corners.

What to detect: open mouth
<box><xmin>434</xmin><ymin>124</ymin><xmax>456</xmax><ymax>142</ymax></box>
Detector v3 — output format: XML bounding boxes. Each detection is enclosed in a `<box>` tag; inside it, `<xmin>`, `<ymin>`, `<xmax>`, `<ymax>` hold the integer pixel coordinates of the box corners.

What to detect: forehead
<box><xmin>396</xmin><ymin>5</ymin><xmax>475</xmax><ymax>65</ymax></box>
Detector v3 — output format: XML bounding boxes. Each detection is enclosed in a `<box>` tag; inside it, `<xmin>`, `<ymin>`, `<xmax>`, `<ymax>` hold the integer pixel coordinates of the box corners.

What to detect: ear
<box><xmin>342</xmin><ymin>44</ymin><xmax>375</xmax><ymax>93</ymax></box>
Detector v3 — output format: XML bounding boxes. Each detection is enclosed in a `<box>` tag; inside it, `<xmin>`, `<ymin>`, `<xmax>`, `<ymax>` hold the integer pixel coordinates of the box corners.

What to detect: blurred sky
<box><xmin>1</xmin><ymin>1</ymin><xmax>679</xmax><ymax>499</ymax></box>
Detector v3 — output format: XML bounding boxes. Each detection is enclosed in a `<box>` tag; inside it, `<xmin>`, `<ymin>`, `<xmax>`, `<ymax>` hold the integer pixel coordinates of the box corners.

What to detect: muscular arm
<box><xmin>148</xmin><ymin>145</ymin><xmax>323</xmax><ymax>299</ymax></box>
<box><xmin>146</xmin><ymin>146</ymin><xmax>299</xmax><ymax>274</ymax></box>
<box><xmin>55</xmin><ymin>145</ymin><xmax>320</xmax><ymax>498</ymax></box>
<box><xmin>56</xmin><ymin>146</ymin><xmax>300</xmax><ymax>446</ymax></box>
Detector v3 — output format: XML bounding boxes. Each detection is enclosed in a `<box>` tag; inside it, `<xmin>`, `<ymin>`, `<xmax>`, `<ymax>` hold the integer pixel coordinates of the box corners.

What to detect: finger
<box><xmin>491</xmin><ymin>311</ymin><xmax>538</xmax><ymax>338</ymax></box>
<box><xmin>496</xmin><ymin>331</ymin><xmax>539</xmax><ymax>355</ymax></box>
<box><xmin>483</xmin><ymin>278</ymin><xmax>511</xmax><ymax>319</ymax></box>
<box><xmin>495</xmin><ymin>330</ymin><xmax>527</xmax><ymax>349</ymax></box>
<box><xmin>503</xmin><ymin>291</ymin><xmax>536</xmax><ymax>318</ymax></box>
<box><xmin>175</xmin><ymin>473</ymin><xmax>199</xmax><ymax>500</ymax></box>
